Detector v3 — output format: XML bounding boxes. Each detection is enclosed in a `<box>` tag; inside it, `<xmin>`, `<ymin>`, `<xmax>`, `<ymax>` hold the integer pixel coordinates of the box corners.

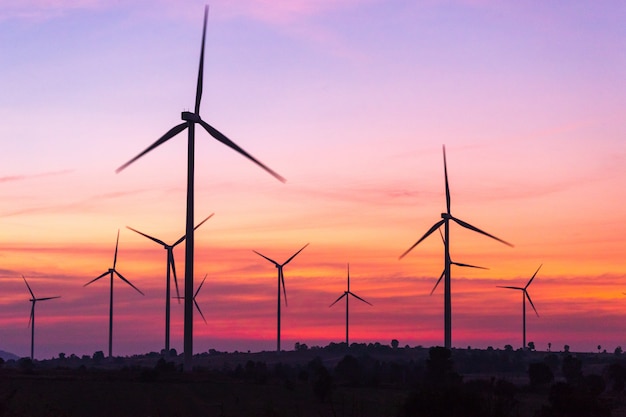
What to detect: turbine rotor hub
<box><xmin>441</xmin><ymin>213</ymin><xmax>451</xmax><ymax>219</ymax></box>
<box><xmin>181</xmin><ymin>111</ymin><xmax>201</xmax><ymax>122</ymax></box>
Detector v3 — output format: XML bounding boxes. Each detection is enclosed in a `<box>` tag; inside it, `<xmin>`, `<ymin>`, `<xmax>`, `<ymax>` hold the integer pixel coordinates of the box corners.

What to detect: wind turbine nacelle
<box><xmin>181</xmin><ymin>111</ymin><xmax>201</xmax><ymax>122</ymax></box>
<box><xmin>441</xmin><ymin>213</ymin><xmax>451</xmax><ymax>219</ymax></box>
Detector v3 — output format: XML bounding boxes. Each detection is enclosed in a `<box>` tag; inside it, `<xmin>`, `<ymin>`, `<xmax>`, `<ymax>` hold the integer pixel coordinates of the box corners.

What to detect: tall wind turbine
<box><xmin>329</xmin><ymin>264</ymin><xmax>372</xmax><ymax>346</ymax></box>
<box><xmin>253</xmin><ymin>243</ymin><xmax>309</xmax><ymax>353</ymax></box>
<box><xmin>115</xmin><ymin>6</ymin><xmax>285</xmax><ymax>370</ymax></box>
<box><xmin>23</xmin><ymin>276</ymin><xmax>60</xmax><ymax>360</ymax></box>
<box><xmin>497</xmin><ymin>264</ymin><xmax>542</xmax><ymax>350</ymax></box>
<box><xmin>127</xmin><ymin>213</ymin><xmax>214</xmax><ymax>353</ymax></box>
<box><xmin>429</xmin><ymin>228</ymin><xmax>489</xmax><ymax>295</ymax></box>
<box><xmin>84</xmin><ymin>230</ymin><xmax>144</xmax><ymax>358</ymax></box>
<box><xmin>399</xmin><ymin>145</ymin><xmax>513</xmax><ymax>349</ymax></box>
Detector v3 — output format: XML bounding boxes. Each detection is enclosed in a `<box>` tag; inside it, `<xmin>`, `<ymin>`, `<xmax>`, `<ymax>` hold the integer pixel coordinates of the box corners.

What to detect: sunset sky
<box><xmin>1</xmin><ymin>0</ymin><xmax>625</xmax><ymax>359</ymax></box>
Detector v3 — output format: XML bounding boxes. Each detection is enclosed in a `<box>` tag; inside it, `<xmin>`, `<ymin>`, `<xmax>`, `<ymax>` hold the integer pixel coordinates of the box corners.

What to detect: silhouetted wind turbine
<box><xmin>329</xmin><ymin>264</ymin><xmax>372</xmax><ymax>346</ymax></box>
<box><xmin>497</xmin><ymin>264</ymin><xmax>542</xmax><ymax>350</ymax></box>
<box><xmin>399</xmin><ymin>145</ymin><xmax>512</xmax><ymax>349</ymax></box>
<box><xmin>23</xmin><ymin>276</ymin><xmax>60</xmax><ymax>360</ymax></box>
<box><xmin>175</xmin><ymin>274</ymin><xmax>208</xmax><ymax>325</ymax></box>
<box><xmin>254</xmin><ymin>243</ymin><xmax>309</xmax><ymax>353</ymax></box>
<box><xmin>127</xmin><ymin>213</ymin><xmax>214</xmax><ymax>353</ymax></box>
<box><xmin>430</xmin><ymin>228</ymin><xmax>489</xmax><ymax>295</ymax></box>
<box><xmin>115</xmin><ymin>6</ymin><xmax>285</xmax><ymax>371</ymax></box>
<box><xmin>84</xmin><ymin>230</ymin><xmax>144</xmax><ymax>358</ymax></box>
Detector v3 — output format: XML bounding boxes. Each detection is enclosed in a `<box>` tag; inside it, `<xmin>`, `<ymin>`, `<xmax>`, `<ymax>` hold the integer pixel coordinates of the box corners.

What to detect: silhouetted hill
<box><xmin>0</xmin><ymin>350</ymin><xmax>19</xmax><ymax>361</ymax></box>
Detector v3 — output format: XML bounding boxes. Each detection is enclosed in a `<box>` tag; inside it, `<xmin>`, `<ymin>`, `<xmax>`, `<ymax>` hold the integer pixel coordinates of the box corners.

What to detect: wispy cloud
<box><xmin>0</xmin><ymin>0</ymin><xmax>108</xmax><ymax>21</ymax></box>
<box><xmin>0</xmin><ymin>169</ymin><xmax>72</xmax><ymax>184</ymax></box>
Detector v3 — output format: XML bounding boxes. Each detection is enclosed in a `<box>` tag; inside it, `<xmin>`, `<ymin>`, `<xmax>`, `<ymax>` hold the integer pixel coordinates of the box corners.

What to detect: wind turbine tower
<box><xmin>497</xmin><ymin>264</ymin><xmax>542</xmax><ymax>350</ymax></box>
<box><xmin>127</xmin><ymin>213</ymin><xmax>213</xmax><ymax>353</ymax></box>
<box><xmin>23</xmin><ymin>276</ymin><xmax>60</xmax><ymax>360</ymax></box>
<box><xmin>254</xmin><ymin>243</ymin><xmax>309</xmax><ymax>353</ymax></box>
<box><xmin>400</xmin><ymin>145</ymin><xmax>512</xmax><ymax>349</ymax></box>
<box><xmin>84</xmin><ymin>230</ymin><xmax>144</xmax><ymax>358</ymax></box>
<box><xmin>329</xmin><ymin>264</ymin><xmax>372</xmax><ymax>346</ymax></box>
<box><xmin>116</xmin><ymin>6</ymin><xmax>285</xmax><ymax>370</ymax></box>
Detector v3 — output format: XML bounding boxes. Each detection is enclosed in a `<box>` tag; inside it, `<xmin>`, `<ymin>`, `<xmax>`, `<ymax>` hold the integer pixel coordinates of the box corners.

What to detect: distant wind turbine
<box><xmin>115</xmin><ymin>6</ymin><xmax>285</xmax><ymax>370</ymax></box>
<box><xmin>430</xmin><ymin>228</ymin><xmax>489</xmax><ymax>295</ymax></box>
<box><xmin>329</xmin><ymin>264</ymin><xmax>372</xmax><ymax>346</ymax></box>
<box><xmin>23</xmin><ymin>276</ymin><xmax>60</xmax><ymax>360</ymax></box>
<box><xmin>127</xmin><ymin>213</ymin><xmax>214</xmax><ymax>353</ymax></box>
<box><xmin>84</xmin><ymin>230</ymin><xmax>144</xmax><ymax>358</ymax></box>
<box><xmin>175</xmin><ymin>274</ymin><xmax>209</xmax><ymax>325</ymax></box>
<box><xmin>399</xmin><ymin>145</ymin><xmax>513</xmax><ymax>349</ymax></box>
<box><xmin>254</xmin><ymin>243</ymin><xmax>309</xmax><ymax>353</ymax></box>
<box><xmin>497</xmin><ymin>264</ymin><xmax>542</xmax><ymax>350</ymax></box>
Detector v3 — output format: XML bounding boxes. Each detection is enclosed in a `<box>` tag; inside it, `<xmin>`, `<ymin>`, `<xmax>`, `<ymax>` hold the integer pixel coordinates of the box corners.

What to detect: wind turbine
<box><xmin>84</xmin><ymin>230</ymin><xmax>144</xmax><ymax>358</ymax></box>
<box><xmin>497</xmin><ymin>264</ymin><xmax>542</xmax><ymax>350</ymax></box>
<box><xmin>127</xmin><ymin>213</ymin><xmax>214</xmax><ymax>353</ymax></box>
<box><xmin>175</xmin><ymin>274</ymin><xmax>209</xmax><ymax>325</ymax></box>
<box><xmin>399</xmin><ymin>145</ymin><xmax>513</xmax><ymax>349</ymax></box>
<box><xmin>23</xmin><ymin>276</ymin><xmax>60</xmax><ymax>360</ymax></box>
<box><xmin>329</xmin><ymin>264</ymin><xmax>372</xmax><ymax>347</ymax></box>
<box><xmin>253</xmin><ymin>243</ymin><xmax>309</xmax><ymax>353</ymax></box>
<box><xmin>115</xmin><ymin>6</ymin><xmax>285</xmax><ymax>371</ymax></box>
<box><xmin>429</xmin><ymin>228</ymin><xmax>489</xmax><ymax>295</ymax></box>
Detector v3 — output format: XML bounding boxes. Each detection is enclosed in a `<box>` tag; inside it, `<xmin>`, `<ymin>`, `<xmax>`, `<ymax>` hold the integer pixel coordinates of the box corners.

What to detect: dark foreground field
<box><xmin>2</xmin><ymin>344</ymin><xmax>626</xmax><ymax>417</ymax></box>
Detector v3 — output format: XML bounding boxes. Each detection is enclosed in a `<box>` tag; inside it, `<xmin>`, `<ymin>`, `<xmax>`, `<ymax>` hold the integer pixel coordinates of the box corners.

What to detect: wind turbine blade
<box><xmin>283</xmin><ymin>243</ymin><xmax>309</xmax><ymax>266</ymax></box>
<box><xmin>29</xmin><ymin>304</ymin><xmax>34</xmax><ymax>328</ymax></box>
<box><xmin>526</xmin><ymin>291</ymin><xmax>539</xmax><ymax>317</ymax></box>
<box><xmin>197</xmin><ymin>119</ymin><xmax>286</xmax><ymax>183</ymax></box>
<box><xmin>329</xmin><ymin>293</ymin><xmax>347</xmax><ymax>307</ymax></box>
<box><xmin>84</xmin><ymin>271</ymin><xmax>109</xmax><ymax>287</ymax></box>
<box><xmin>349</xmin><ymin>291</ymin><xmax>373</xmax><ymax>306</ymax></box>
<box><xmin>116</xmin><ymin>122</ymin><xmax>188</xmax><ymax>173</ymax></box>
<box><xmin>194</xmin><ymin>299</ymin><xmax>208</xmax><ymax>324</ymax></box>
<box><xmin>496</xmin><ymin>286</ymin><xmax>524</xmax><ymax>290</ymax></box>
<box><xmin>443</xmin><ymin>145</ymin><xmax>451</xmax><ymax>214</ymax></box>
<box><xmin>173</xmin><ymin>213</ymin><xmax>215</xmax><ymax>246</ymax></box>
<box><xmin>37</xmin><ymin>296</ymin><xmax>61</xmax><ymax>301</ymax></box>
<box><xmin>113</xmin><ymin>230</ymin><xmax>120</xmax><ymax>269</ymax></box>
<box><xmin>431</xmin><ymin>270</ymin><xmax>444</xmax><ymax>295</ymax></box>
<box><xmin>451</xmin><ymin>261</ymin><xmax>488</xmax><ymax>270</ymax></box>
<box><xmin>126</xmin><ymin>226</ymin><xmax>166</xmax><ymax>247</ymax></box>
<box><xmin>114</xmin><ymin>271</ymin><xmax>144</xmax><ymax>296</ymax></box>
<box><xmin>399</xmin><ymin>219</ymin><xmax>446</xmax><ymax>260</ymax></box>
<box><xmin>22</xmin><ymin>276</ymin><xmax>35</xmax><ymax>299</ymax></box>
<box><xmin>438</xmin><ymin>227</ymin><xmax>446</xmax><ymax>245</ymax></box>
<box><xmin>195</xmin><ymin>274</ymin><xmax>207</xmax><ymax>298</ymax></box>
<box><xmin>280</xmin><ymin>269</ymin><xmax>288</xmax><ymax>307</ymax></box>
<box><xmin>347</xmin><ymin>263</ymin><xmax>350</xmax><ymax>292</ymax></box>
<box><xmin>451</xmin><ymin>216</ymin><xmax>514</xmax><ymax>247</ymax></box>
<box><xmin>253</xmin><ymin>250</ymin><xmax>278</xmax><ymax>266</ymax></box>
<box><xmin>170</xmin><ymin>252</ymin><xmax>181</xmax><ymax>302</ymax></box>
<box><xmin>194</xmin><ymin>5</ymin><xmax>208</xmax><ymax>114</ymax></box>
<box><xmin>526</xmin><ymin>264</ymin><xmax>542</xmax><ymax>289</ymax></box>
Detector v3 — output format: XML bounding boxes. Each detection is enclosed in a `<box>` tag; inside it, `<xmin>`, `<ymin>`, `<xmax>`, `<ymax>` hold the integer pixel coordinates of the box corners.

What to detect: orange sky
<box><xmin>1</xmin><ymin>1</ymin><xmax>625</xmax><ymax>358</ymax></box>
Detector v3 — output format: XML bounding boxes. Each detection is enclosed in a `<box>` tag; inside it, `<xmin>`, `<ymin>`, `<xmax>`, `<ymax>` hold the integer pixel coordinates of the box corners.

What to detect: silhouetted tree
<box><xmin>392</xmin><ymin>339</ymin><xmax>400</xmax><ymax>350</ymax></box>
<box><xmin>528</xmin><ymin>362</ymin><xmax>554</xmax><ymax>387</ymax></box>
<box><xmin>606</xmin><ymin>362</ymin><xmax>626</xmax><ymax>393</ymax></box>
<box><xmin>426</xmin><ymin>347</ymin><xmax>460</xmax><ymax>386</ymax></box>
<box><xmin>309</xmin><ymin>358</ymin><xmax>333</xmax><ymax>402</ymax></box>
<box><xmin>564</xmin><ymin>344</ymin><xmax>570</xmax><ymax>353</ymax></box>
<box><xmin>335</xmin><ymin>355</ymin><xmax>361</xmax><ymax>386</ymax></box>
<box><xmin>528</xmin><ymin>341</ymin><xmax>536</xmax><ymax>351</ymax></box>
<box><xmin>615</xmin><ymin>346</ymin><xmax>623</xmax><ymax>356</ymax></box>
<box><xmin>92</xmin><ymin>351</ymin><xmax>105</xmax><ymax>364</ymax></box>
<box><xmin>562</xmin><ymin>355</ymin><xmax>583</xmax><ymax>384</ymax></box>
